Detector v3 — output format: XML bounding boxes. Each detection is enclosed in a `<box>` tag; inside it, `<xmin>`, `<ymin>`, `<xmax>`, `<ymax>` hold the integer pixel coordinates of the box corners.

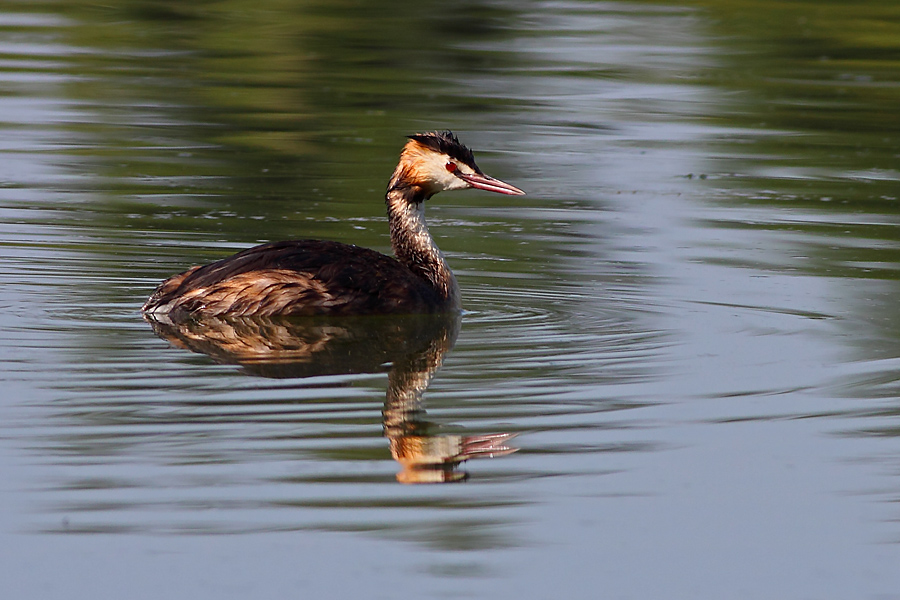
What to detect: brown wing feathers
<box><xmin>143</xmin><ymin>241</ymin><xmax>445</xmax><ymax>317</ymax></box>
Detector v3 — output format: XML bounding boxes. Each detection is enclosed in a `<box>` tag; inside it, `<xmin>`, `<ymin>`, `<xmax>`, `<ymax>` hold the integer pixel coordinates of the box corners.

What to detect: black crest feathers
<box><xmin>407</xmin><ymin>131</ymin><xmax>481</xmax><ymax>173</ymax></box>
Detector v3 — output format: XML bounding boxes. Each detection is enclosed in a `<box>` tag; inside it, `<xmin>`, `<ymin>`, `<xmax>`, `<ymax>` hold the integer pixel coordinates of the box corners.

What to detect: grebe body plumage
<box><xmin>142</xmin><ymin>131</ymin><xmax>524</xmax><ymax>318</ymax></box>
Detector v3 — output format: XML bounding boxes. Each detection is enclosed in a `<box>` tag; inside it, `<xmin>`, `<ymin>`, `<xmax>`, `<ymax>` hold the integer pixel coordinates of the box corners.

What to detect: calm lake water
<box><xmin>2</xmin><ymin>0</ymin><xmax>900</xmax><ymax>598</ymax></box>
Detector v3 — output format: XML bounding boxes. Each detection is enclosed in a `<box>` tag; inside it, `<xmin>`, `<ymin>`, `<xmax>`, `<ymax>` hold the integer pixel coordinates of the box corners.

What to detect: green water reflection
<box><xmin>692</xmin><ymin>0</ymin><xmax>900</xmax><ymax>378</ymax></box>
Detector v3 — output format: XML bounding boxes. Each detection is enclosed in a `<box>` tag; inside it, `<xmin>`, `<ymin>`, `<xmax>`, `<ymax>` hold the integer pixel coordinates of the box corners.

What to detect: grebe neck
<box><xmin>385</xmin><ymin>186</ymin><xmax>459</xmax><ymax>308</ymax></box>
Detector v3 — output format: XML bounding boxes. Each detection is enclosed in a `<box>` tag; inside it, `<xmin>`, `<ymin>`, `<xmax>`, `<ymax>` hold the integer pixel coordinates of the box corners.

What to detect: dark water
<box><xmin>2</xmin><ymin>0</ymin><xmax>900</xmax><ymax>598</ymax></box>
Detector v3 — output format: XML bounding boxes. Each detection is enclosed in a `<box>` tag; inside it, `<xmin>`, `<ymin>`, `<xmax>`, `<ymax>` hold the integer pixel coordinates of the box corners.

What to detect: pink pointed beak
<box><xmin>457</xmin><ymin>171</ymin><xmax>525</xmax><ymax>196</ymax></box>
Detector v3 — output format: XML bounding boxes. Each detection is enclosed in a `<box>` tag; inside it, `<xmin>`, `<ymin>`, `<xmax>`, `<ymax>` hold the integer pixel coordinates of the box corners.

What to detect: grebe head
<box><xmin>390</xmin><ymin>131</ymin><xmax>525</xmax><ymax>200</ymax></box>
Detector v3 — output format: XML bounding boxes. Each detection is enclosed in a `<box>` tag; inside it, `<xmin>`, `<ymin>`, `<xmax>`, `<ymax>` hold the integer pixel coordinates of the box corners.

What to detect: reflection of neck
<box><xmin>382</xmin><ymin>315</ymin><xmax>456</xmax><ymax>437</ymax></box>
<box><xmin>382</xmin><ymin>364</ymin><xmax>430</xmax><ymax>437</ymax></box>
<box><xmin>385</xmin><ymin>187</ymin><xmax>459</xmax><ymax>308</ymax></box>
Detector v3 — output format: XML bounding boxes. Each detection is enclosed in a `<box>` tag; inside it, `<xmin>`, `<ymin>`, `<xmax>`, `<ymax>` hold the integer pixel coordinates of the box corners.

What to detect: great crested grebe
<box><xmin>142</xmin><ymin>131</ymin><xmax>525</xmax><ymax>317</ymax></box>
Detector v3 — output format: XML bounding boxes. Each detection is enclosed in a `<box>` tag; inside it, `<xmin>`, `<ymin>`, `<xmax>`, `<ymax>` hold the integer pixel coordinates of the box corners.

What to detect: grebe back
<box><xmin>142</xmin><ymin>131</ymin><xmax>525</xmax><ymax>317</ymax></box>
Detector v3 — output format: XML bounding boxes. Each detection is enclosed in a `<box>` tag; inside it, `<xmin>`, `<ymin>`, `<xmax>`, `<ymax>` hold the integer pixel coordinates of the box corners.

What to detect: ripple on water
<box><xmin>8</xmin><ymin>263</ymin><xmax>671</xmax><ymax>537</ymax></box>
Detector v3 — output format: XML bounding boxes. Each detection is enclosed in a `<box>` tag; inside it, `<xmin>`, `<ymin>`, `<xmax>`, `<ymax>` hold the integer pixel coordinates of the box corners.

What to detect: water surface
<box><xmin>2</xmin><ymin>1</ymin><xmax>900</xmax><ymax>598</ymax></box>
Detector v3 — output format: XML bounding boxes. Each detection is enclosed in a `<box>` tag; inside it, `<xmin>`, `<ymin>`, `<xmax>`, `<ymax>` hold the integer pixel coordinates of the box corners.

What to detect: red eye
<box><xmin>445</xmin><ymin>162</ymin><xmax>457</xmax><ymax>173</ymax></box>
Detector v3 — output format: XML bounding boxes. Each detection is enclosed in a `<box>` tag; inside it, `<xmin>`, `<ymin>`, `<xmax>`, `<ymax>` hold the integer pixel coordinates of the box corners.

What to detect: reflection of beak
<box><xmin>457</xmin><ymin>171</ymin><xmax>526</xmax><ymax>196</ymax></box>
<box><xmin>391</xmin><ymin>433</ymin><xmax>519</xmax><ymax>484</ymax></box>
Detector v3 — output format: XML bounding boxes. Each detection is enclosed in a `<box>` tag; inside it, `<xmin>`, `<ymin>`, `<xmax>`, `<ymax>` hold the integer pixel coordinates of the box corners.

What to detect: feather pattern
<box><xmin>143</xmin><ymin>240</ymin><xmax>449</xmax><ymax>317</ymax></box>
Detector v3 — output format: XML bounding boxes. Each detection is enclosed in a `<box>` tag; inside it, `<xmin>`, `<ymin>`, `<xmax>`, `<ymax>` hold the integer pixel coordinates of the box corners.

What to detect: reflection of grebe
<box><xmin>146</xmin><ymin>312</ymin><xmax>518</xmax><ymax>483</ymax></box>
<box><xmin>142</xmin><ymin>131</ymin><xmax>524</xmax><ymax>317</ymax></box>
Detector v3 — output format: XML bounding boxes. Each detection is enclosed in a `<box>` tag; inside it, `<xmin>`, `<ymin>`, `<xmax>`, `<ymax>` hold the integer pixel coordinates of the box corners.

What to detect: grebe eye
<box><xmin>445</xmin><ymin>162</ymin><xmax>457</xmax><ymax>173</ymax></box>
